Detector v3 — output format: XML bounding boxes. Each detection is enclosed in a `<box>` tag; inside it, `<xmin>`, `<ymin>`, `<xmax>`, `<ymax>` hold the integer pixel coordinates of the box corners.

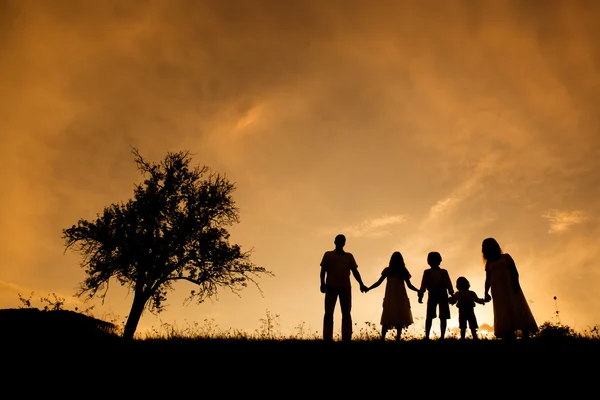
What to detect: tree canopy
<box><xmin>62</xmin><ymin>148</ymin><xmax>272</xmax><ymax>339</ymax></box>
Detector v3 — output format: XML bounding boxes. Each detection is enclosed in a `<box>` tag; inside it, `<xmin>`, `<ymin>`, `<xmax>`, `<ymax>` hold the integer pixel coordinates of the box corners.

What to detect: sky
<box><xmin>1</xmin><ymin>0</ymin><xmax>600</xmax><ymax>339</ymax></box>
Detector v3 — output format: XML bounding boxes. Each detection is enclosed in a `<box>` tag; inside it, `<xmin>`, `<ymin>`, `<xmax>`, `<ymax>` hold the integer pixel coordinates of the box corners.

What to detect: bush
<box><xmin>536</xmin><ymin>321</ymin><xmax>578</xmax><ymax>340</ymax></box>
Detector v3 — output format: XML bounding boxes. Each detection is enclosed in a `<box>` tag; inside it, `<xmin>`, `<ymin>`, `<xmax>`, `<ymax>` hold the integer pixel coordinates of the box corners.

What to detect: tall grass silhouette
<box><xmin>5</xmin><ymin>291</ymin><xmax>600</xmax><ymax>346</ymax></box>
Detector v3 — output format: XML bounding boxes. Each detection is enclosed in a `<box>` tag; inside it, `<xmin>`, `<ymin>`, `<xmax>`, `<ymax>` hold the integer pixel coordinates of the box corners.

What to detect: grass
<box><xmin>4</xmin><ymin>293</ymin><xmax>600</xmax><ymax>390</ymax></box>
<box><xmin>4</xmin><ymin>302</ymin><xmax>600</xmax><ymax>345</ymax></box>
<box><xmin>8</xmin><ymin>291</ymin><xmax>600</xmax><ymax>344</ymax></box>
<box><xmin>2</xmin><ymin>306</ymin><xmax>600</xmax><ymax>394</ymax></box>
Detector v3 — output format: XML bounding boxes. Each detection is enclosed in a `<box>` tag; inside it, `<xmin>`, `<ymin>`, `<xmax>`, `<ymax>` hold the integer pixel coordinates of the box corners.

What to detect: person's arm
<box><xmin>448</xmin><ymin>292</ymin><xmax>457</xmax><ymax>305</ymax></box>
<box><xmin>445</xmin><ymin>270</ymin><xmax>455</xmax><ymax>296</ymax></box>
<box><xmin>368</xmin><ymin>275</ymin><xmax>386</xmax><ymax>291</ymax></box>
<box><xmin>351</xmin><ymin>267</ymin><xmax>367</xmax><ymax>292</ymax></box>
<box><xmin>349</xmin><ymin>254</ymin><xmax>367</xmax><ymax>292</ymax></box>
<box><xmin>320</xmin><ymin>253</ymin><xmax>328</xmax><ymax>293</ymax></box>
<box><xmin>405</xmin><ymin>278</ymin><xmax>419</xmax><ymax>292</ymax></box>
<box><xmin>473</xmin><ymin>291</ymin><xmax>486</xmax><ymax>305</ymax></box>
<box><xmin>484</xmin><ymin>265</ymin><xmax>491</xmax><ymax>301</ymax></box>
<box><xmin>418</xmin><ymin>272</ymin><xmax>427</xmax><ymax>303</ymax></box>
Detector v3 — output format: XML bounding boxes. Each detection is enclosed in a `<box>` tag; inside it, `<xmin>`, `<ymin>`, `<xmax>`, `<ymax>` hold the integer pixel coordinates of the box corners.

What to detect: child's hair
<box><xmin>427</xmin><ymin>251</ymin><xmax>442</xmax><ymax>266</ymax></box>
<box><xmin>456</xmin><ymin>276</ymin><xmax>470</xmax><ymax>291</ymax></box>
<box><xmin>389</xmin><ymin>251</ymin><xmax>409</xmax><ymax>276</ymax></box>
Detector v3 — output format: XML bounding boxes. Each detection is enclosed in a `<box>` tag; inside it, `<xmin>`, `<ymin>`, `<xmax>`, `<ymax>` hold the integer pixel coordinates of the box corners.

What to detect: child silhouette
<box><xmin>418</xmin><ymin>251</ymin><xmax>454</xmax><ymax>340</ymax></box>
<box><xmin>366</xmin><ymin>251</ymin><xmax>419</xmax><ymax>341</ymax></box>
<box><xmin>450</xmin><ymin>276</ymin><xmax>487</xmax><ymax>340</ymax></box>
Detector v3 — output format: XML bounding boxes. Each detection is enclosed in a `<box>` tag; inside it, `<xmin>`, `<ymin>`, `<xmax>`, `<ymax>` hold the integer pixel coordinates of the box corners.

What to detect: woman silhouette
<box><xmin>482</xmin><ymin>238</ymin><xmax>538</xmax><ymax>339</ymax></box>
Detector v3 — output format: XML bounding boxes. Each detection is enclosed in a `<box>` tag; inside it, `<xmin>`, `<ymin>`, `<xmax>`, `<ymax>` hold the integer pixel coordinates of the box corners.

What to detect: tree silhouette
<box><xmin>62</xmin><ymin>148</ymin><xmax>273</xmax><ymax>340</ymax></box>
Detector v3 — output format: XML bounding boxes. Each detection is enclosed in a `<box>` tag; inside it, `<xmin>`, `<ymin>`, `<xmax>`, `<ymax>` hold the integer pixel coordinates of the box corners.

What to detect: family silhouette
<box><xmin>319</xmin><ymin>235</ymin><xmax>538</xmax><ymax>341</ymax></box>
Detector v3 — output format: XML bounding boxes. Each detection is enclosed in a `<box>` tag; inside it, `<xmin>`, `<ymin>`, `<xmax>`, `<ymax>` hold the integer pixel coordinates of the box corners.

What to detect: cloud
<box><xmin>232</xmin><ymin>103</ymin><xmax>267</xmax><ymax>136</ymax></box>
<box><xmin>0</xmin><ymin>280</ymin><xmax>24</xmax><ymax>293</ymax></box>
<box><xmin>542</xmin><ymin>209</ymin><xmax>589</xmax><ymax>234</ymax></box>
<box><xmin>421</xmin><ymin>158</ymin><xmax>497</xmax><ymax>228</ymax></box>
<box><xmin>339</xmin><ymin>214</ymin><xmax>408</xmax><ymax>238</ymax></box>
<box><xmin>428</xmin><ymin>198</ymin><xmax>454</xmax><ymax>222</ymax></box>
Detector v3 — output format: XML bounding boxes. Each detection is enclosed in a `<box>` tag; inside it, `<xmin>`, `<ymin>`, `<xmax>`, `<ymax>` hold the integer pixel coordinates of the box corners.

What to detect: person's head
<box><xmin>389</xmin><ymin>251</ymin><xmax>409</xmax><ymax>276</ymax></box>
<box><xmin>456</xmin><ymin>276</ymin><xmax>470</xmax><ymax>291</ymax></box>
<box><xmin>334</xmin><ymin>234</ymin><xmax>346</xmax><ymax>251</ymax></box>
<box><xmin>482</xmin><ymin>237</ymin><xmax>502</xmax><ymax>261</ymax></box>
<box><xmin>427</xmin><ymin>251</ymin><xmax>442</xmax><ymax>267</ymax></box>
<box><xmin>389</xmin><ymin>251</ymin><xmax>406</xmax><ymax>268</ymax></box>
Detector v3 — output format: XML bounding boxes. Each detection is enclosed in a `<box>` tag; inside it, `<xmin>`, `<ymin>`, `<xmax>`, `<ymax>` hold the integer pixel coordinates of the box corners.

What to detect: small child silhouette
<box><xmin>450</xmin><ymin>276</ymin><xmax>488</xmax><ymax>340</ymax></box>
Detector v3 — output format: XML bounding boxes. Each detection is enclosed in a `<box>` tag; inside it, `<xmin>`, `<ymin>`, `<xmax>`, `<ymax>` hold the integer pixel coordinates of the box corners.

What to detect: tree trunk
<box><xmin>123</xmin><ymin>292</ymin><xmax>148</xmax><ymax>340</ymax></box>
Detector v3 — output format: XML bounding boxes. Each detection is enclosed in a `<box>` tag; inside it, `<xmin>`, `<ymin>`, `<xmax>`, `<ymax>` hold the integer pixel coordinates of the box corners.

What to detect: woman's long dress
<box><xmin>486</xmin><ymin>253</ymin><xmax>538</xmax><ymax>338</ymax></box>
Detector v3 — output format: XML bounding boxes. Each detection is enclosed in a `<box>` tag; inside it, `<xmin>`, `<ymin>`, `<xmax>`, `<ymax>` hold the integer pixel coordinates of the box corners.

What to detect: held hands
<box><xmin>417</xmin><ymin>291</ymin><xmax>424</xmax><ymax>304</ymax></box>
<box><xmin>484</xmin><ymin>293</ymin><xmax>492</xmax><ymax>302</ymax></box>
<box><xmin>448</xmin><ymin>295</ymin><xmax>457</xmax><ymax>305</ymax></box>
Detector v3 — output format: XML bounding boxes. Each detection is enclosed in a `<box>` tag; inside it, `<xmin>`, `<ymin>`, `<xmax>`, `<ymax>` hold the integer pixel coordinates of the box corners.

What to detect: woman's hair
<box><xmin>389</xmin><ymin>251</ymin><xmax>409</xmax><ymax>276</ymax></box>
<box><xmin>456</xmin><ymin>276</ymin><xmax>470</xmax><ymax>291</ymax></box>
<box><xmin>482</xmin><ymin>237</ymin><xmax>502</xmax><ymax>262</ymax></box>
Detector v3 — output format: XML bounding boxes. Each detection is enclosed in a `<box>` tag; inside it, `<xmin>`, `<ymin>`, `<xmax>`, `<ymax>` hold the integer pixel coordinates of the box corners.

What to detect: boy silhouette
<box><xmin>418</xmin><ymin>251</ymin><xmax>454</xmax><ymax>340</ymax></box>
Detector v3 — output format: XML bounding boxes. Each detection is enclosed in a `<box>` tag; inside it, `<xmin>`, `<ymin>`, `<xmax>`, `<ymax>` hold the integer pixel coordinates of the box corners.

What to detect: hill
<box><xmin>2</xmin><ymin>307</ymin><xmax>599</xmax><ymax>391</ymax></box>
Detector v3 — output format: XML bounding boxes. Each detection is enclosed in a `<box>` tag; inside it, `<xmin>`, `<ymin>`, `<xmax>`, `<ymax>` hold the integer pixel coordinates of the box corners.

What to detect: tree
<box><xmin>62</xmin><ymin>148</ymin><xmax>273</xmax><ymax>340</ymax></box>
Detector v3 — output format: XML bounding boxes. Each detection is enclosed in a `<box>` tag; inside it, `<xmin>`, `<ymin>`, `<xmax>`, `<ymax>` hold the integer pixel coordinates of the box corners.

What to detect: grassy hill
<box><xmin>2</xmin><ymin>307</ymin><xmax>599</xmax><ymax>391</ymax></box>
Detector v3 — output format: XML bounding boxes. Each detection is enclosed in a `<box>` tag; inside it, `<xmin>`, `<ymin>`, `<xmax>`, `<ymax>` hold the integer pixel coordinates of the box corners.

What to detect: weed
<box><xmin>536</xmin><ymin>321</ymin><xmax>579</xmax><ymax>340</ymax></box>
<box><xmin>39</xmin><ymin>293</ymin><xmax>65</xmax><ymax>311</ymax></box>
<box><xmin>9</xmin><ymin>292</ymin><xmax>600</xmax><ymax>344</ymax></box>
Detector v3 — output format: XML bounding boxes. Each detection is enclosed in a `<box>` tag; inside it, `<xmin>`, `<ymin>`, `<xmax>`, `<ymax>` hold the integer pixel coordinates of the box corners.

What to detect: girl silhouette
<box><xmin>366</xmin><ymin>251</ymin><xmax>419</xmax><ymax>341</ymax></box>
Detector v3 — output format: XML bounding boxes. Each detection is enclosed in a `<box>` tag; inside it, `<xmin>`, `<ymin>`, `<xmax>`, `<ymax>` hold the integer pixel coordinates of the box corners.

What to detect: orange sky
<box><xmin>1</xmin><ymin>0</ymin><xmax>599</xmax><ymax>338</ymax></box>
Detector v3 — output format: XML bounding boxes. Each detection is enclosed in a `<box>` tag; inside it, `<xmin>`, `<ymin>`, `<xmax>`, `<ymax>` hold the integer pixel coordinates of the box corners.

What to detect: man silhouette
<box><xmin>320</xmin><ymin>234</ymin><xmax>367</xmax><ymax>342</ymax></box>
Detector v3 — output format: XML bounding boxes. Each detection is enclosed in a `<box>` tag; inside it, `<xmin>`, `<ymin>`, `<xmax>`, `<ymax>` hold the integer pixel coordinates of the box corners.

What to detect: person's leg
<box><xmin>395</xmin><ymin>325</ymin><xmax>404</xmax><ymax>341</ymax></box>
<box><xmin>424</xmin><ymin>300</ymin><xmax>435</xmax><ymax>339</ymax></box>
<box><xmin>471</xmin><ymin>316</ymin><xmax>479</xmax><ymax>340</ymax></box>
<box><xmin>381</xmin><ymin>325</ymin><xmax>389</xmax><ymax>341</ymax></box>
<box><xmin>439</xmin><ymin>300</ymin><xmax>451</xmax><ymax>340</ymax></box>
<box><xmin>339</xmin><ymin>286</ymin><xmax>352</xmax><ymax>342</ymax></box>
<box><xmin>440</xmin><ymin>318</ymin><xmax>447</xmax><ymax>339</ymax></box>
<box><xmin>323</xmin><ymin>287</ymin><xmax>338</xmax><ymax>341</ymax></box>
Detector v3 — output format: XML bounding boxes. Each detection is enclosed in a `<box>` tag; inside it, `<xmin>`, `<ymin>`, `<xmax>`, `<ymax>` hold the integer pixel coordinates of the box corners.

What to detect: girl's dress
<box><xmin>380</xmin><ymin>267</ymin><xmax>414</xmax><ymax>327</ymax></box>
<box><xmin>486</xmin><ymin>253</ymin><xmax>538</xmax><ymax>338</ymax></box>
